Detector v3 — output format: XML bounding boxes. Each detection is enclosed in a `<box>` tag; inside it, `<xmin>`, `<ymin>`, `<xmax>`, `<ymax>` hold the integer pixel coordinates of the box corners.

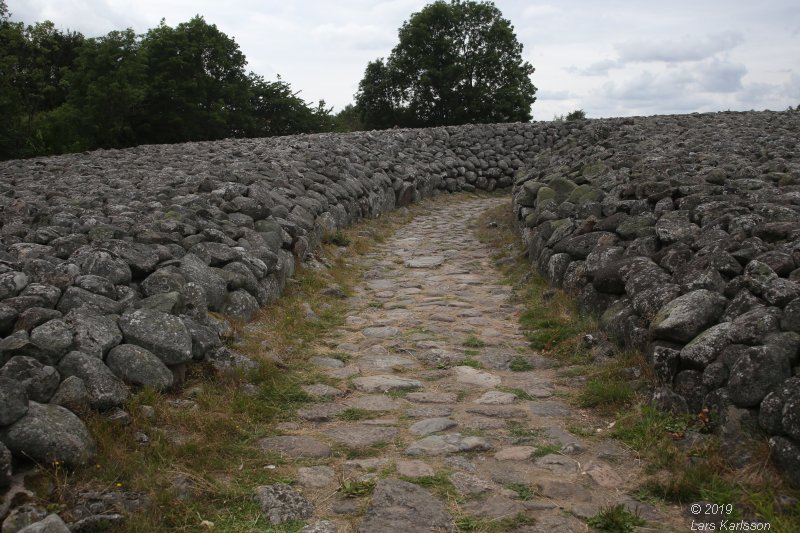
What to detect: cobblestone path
<box><xmin>261</xmin><ymin>196</ymin><xmax>686</xmax><ymax>532</ymax></box>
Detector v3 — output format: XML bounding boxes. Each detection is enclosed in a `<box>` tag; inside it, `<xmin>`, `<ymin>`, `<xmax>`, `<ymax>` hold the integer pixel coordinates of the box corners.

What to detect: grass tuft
<box><xmin>586</xmin><ymin>504</ymin><xmax>645</xmax><ymax>532</ymax></box>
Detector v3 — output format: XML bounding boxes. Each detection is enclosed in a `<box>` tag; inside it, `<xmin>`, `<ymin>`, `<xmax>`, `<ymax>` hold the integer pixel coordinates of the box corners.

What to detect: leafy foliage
<box><xmin>356</xmin><ymin>0</ymin><xmax>536</xmax><ymax>129</ymax></box>
<box><xmin>566</xmin><ymin>109</ymin><xmax>586</xmax><ymax>121</ymax></box>
<box><xmin>0</xmin><ymin>6</ymin><xmax>334</xmax><ymax>160</ymax></box>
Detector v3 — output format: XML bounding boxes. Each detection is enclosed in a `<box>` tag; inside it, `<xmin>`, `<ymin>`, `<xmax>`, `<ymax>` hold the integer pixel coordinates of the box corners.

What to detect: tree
<box><xmin>138</xmin><ymin>16</ymin><xmax>251</xmax><ymax>144</ymax></box>
<box><xmin>245</xmin><ymin>74</ymin><xmax>333</xmax><ymax>136</ymax></box>
<box><xmin>66</xmin><ymin>29</ymin><xmax>147</xmax><ymax>148</ymax></box>
<box><xmin>0</xmin><ymin>2</ymin><xmax>84</xmax><ymax>157</ymax></box>
<box><xmin>355</xmin><ymin>0</ymin><xmax>536</xmax><ymax>129</ymax></box>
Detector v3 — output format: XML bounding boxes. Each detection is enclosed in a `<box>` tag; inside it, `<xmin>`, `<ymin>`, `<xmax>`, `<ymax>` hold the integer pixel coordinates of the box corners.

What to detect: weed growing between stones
<box><xmin>478</xmin><ymin>200</ymin><xmax>800</xmax><ymax>531</ymax></box>
<box><xmin>398</xmin><ymin>470</ymin><xmax>458</xmax><ymax>500</ymax></box>
<box><xmin>586</xmin><ymin>503</ymin><xmax>645</xmax><ymax>532</ymax></box>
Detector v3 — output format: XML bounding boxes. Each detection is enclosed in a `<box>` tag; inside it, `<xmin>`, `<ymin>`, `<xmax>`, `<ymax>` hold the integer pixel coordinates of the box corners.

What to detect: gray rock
<box><xmin>65</xmin><ymin>310</ymin><xmax>123</xmax><ymax>359</ymax></box>
<box><xmin>650</xmin><ymin>289</ymin><xmax>728</xmax><ymax>343</ymax></box>
<box><xmin>58</xmin><ymin>351</ymin><xmax>129</xmax><ymax>410</ymax></box>
<box><xmin>221</xmin><ymin>289</ymin><xmax>260</xmax><ymax>321</ymax></box>
<box><xmin>0</xmin><ymin>401</ymin><xmax>95</xmax><ymax>467</ymax></box>
<box><xmin>181</xmin><ymin>316</ymin><xmax>222</xmax><ymax>360</ymax></box>
<box><xmin>29</xmin><ymin>319</ymin><xmax>73</xmax><ymax>364</ymax></box>
<box><xmin>70</xmin><ymin>247</ymin><xmax>132</xmax><ymax>284</ymax></box>
<box><xmin>105</xmin><ymin>344</ymin><xmax>174</xmax><ymax>391</ymax></box>
<box><xmin>57</xmin><ymin>286</ymin><xmax>123</xmax><ymax>315</ymax></box>
<box><xmin>409</xmin><ymin>417</ymin><xmax>457</xmax><ymax>436</ymax></box>
<box><xmin>257</xmin><ymin>435</ymin><xmax>331</xmax><ymax>458</ymax></box>
<box><xmin>0</xmin><ymin>440</ymin><xmax>11</xmax><ymax>489</ymax></box>
<box><xmin>325</xmin><ymin>425</ymin><xmax>398</xmax><ymax>448</ymax></box>
<box><xmin>728</xmin><ymin>306</ymin><xmax>782</xmax><ymax>344</ymax></box>
<box><xmin>178</xmin><ymin>254</ymin><xmax>227</xmax><ymax>312</ymax></box>
<box><xmin>358</xmin><ymin>479</ymin><xmax>455</xmax><ymax>532</ymax></box>
<box><xmin>253</xmin><ymin>484</ymin><xmax>313</xmax><ymax>524</ymax></box>
<box><xmin>770</xmin><ymin>436</ymin><xmax>800</xmax><ymax>488</ymax></box>
<box><xmin>728</xmin><ymin>346</ymin><xmax>791</xmax><ymax>407</ymax></box>
<box><xmin>351</xmin><ymin>375</ymin><xmax>422</xmax><ymax>393</ymax></box>
<box><xmin>0</xmin><ymin>377</ymin><xmax>29</xmax><ymax>425</ymax></box>
<box><xmin>301</xmin><ymin>520</ymin><xmax>338</xmax><ymax>533</ymax></box>
<box><xmin>49</xmin><ymin>375</ymin><xmax>90</xmax><ymax>413</ymax></box>
<box><xmin>0</xmin><ymin>356</ymin><xmax>60</xmax><ymax>403</ymax></box>
<box><xmin>119</xmin><ymin>308</ymin><xmax>192</xmax><ymax>365</ymax></box>
<box><xmin>14</xmin><ymin>307</ymin><xmax>62</xmax><ymax>332</ymax></box>
<box><xmin>16</xmin><ymin>514</ymin><xmax>69</xmax><ymax>533</ymax></box>
<box><xmin>680</xmin><ymin>322</ymin><xmax>733</xmax><ymax>368</ymax></box>
<box><xmin>405</xmin><ymin>433</ymin><xmax>491</xmax><ymax>456</ymax></box>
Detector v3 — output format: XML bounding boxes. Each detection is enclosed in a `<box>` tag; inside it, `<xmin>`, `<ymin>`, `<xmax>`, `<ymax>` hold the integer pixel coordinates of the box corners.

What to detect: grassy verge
<box><xmin>25</xmin><ymin>192</ymin><xmax>477</xmax><ymax>531</ymax></box>
<box><xmin>476</xmin><ymin>200</ymin><xmax>800</xmax><ymax>531</ymax></box>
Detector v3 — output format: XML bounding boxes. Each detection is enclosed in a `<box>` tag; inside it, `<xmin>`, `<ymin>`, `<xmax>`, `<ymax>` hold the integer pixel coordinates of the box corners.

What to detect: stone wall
<box><xmin>0</xmin><ymin>121</ymin><xmax>574</xmax><ymax>477</ymax></box>
<box><xmin>1</xmin><ymin>110</ymin><xmax>799</xmax><ymax>487</ymax></box>
<box><xmin>510</xmin><ymin>110</ymin><xmax>800</xmax><ymax>484</ymax></box>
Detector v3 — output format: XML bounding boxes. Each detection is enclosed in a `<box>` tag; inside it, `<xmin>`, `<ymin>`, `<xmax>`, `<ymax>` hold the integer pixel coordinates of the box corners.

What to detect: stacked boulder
<box><xmin>0</xmin><ymin>122</ymin><xmax>559</xmax><ymax>480</ymax></box>
<box><xmin>512</xmin><ymin>111</ymin><xmax>800</xmax><ymax>484</ymax></box>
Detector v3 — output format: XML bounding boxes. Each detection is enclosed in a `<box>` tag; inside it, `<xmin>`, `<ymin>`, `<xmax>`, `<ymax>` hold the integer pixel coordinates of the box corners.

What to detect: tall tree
<box><xmin>0</xmin><ymin>2</ymin><xmax>84</xmax><ymax>157</ymax></box>
<box><xmin>138</xmin><ymin>16</ymin><xmax>250</xmax><ymax>144</ymax></box>
<box><xmin>66</xmin><ymin>29</ymin><xmax>147</xmax><ymax>148</ymax></box>
<box><xmin>356</xmin><ymin>0</ymin><xmax>536</xmax><ymax>129</ymax></box>
<box><xmin>355</xmin><ymin>59</ymin><xmax>404</xmax><ymax>129</ymax></box>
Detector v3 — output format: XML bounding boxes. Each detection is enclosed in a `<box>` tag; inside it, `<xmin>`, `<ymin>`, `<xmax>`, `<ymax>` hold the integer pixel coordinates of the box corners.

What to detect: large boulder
<box><xmin>57</xmin><ymin>351</ymin><xmax>129</xmax><ymax>410</ymax></box>
<box><xmin>118</xmin><ymin>309</ymin><xmax>192</xmax><ymax>365</ymax></box>
<box><xmin>65</xmin><ymin>309</ymin><xmax>123</xmax><ymax>359</ymax></box>
<box><xmin>106</xmin><ymin>344</ymin><xmax>173</xmax><ymax>391</ymax></box>
<box><xmin>0</xmin><ymin>377</ymin><xmax>29</xmax><ymax>425</ymax></box>
<box><xmin>0</xmin><ymin>356</ymin><xmax>60</xmax><ymax>403</ymax></box>
<box><xmin>727</xmin><ymin>346</ymin><xmax>791</xmax><ymax>407</ymax></box>
<box><xmin>178</xmin><ymin>254</ymin><xmax>227</xmax><ymax>312</ymax></box>
<box><xmin>0</xmin><ymin>401</ymin><xmax>95</xmax><ymax>467</ymax></box>
<box><xmin>650</xmin><ymin>290</ymin><xmax>728</xmax><ymax>343</ymax></box>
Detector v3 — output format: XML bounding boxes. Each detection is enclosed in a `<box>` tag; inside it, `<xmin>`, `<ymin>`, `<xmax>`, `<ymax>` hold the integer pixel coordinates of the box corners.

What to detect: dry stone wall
<box><xmin>1</xmin><ymin>110</ymin><xmax>799</xmax><ymax>487</ymax></box>
<box><xmin>511</xmin><ymin>111</ymin><xmax>800</xmax><ymax>485</ymax></box>
<box><xmin>0</xmin><ymin>122</ymin><xmax>571</xmax><ymax>479</ymax></box>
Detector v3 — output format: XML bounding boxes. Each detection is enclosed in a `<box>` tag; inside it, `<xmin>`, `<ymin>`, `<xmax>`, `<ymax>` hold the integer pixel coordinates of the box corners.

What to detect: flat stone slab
<box><xmin>406</xmin><ymin>405</ymin><xmax>454</xmax><ymax>418</ymax></box>
<box><xmin>406</xmin><ymin>391</ymin><xmax>457</xmax><ymax>404</ymax></box>
<box><xmin>463</xmin><ymin>495</ymin><xmax>525</xmax><ymax>519</ymax></box>
<box><xmin>449</xmin><ymin>471</ymin><xmax>493</xmax><ymax>496</ymax></box>
<box><xmin>396</xmin><ymin>459</ymin><xmax>435</xmax><ymax>477</ymax></box>
<box><xmin>301</xmin><ymin>383</ymin><xmax>344</xmax><ymax>399</ymax></box>
<box><xmin>584</xmin><ymin>461</ymin><xmax>624</xmax><ymax>488</ymax></box>
<box><xmin>475</xmin><ymin>391</ymin><xmax>518</xmax><ymax>404</ymax></box>
<box><xmin>296</xmin><ymin>403</ymin><xmax>347</xmax><ymax>422</ymax></box>
<box><xmin>494</xmin><ymin>446</ymin><xmax>537</xmax><ymax>461</ymax></box>
<box><xmin>409</xmin><ymin>417</ymin><xmax>457</xmax><ymax>436</ymax></box>
<box><xmin>358</xmin><ymin>479</ymin><xmax>455</xmax><ymax>532</ymax></box>
<box><xmin>345</xmin><ymin>394</ymin><xmax>406</xmax><ymax>411</ymax></box>
<box><xmin>309</xmin><ymin>356</ymin><xmax>345</xmax><ymax>368</ymax></box>
<box><xmin>359</xmin><ymin>354</ymin><xmax>417</xmax><ymax>369</ymax></box>
<box><xmin>466</xmin><ymin>405</ymin><xmax>528</xmax><ymax>419</ymax></box>
<box><xmin>362</xmin><ymin>326</ymin><xmax>400</xmax><ymax>338</ymax></box>
<box><xmin>298</xmin><ymin>466</ymin><xmax>336</xmax><ymax>488</ymax></box>
<box><xmin>534</xmin><ymin>453</ymin><xmax>580</xmax><ymax>474</ymax></box>
<box><xmin>528</xmin><ymin>401</ymin><xmax>572</xmax><ymax>417</ymax></box>
<box><xmin>325</xmin><ymin>425</ymin><xmax>399</xmax><ymax>448</ymax></box>
<box><xmin>453</xmin><ymin>366</ymin><xmax>501</xmax><ymax>388</ymax></box>
<box><xmin>405</xmin><ymin>256</ymin><xmax>445</xmax><ymax>269</ymax></box>
<box><xmin>352</xmin><ymin>375</ymin><xmax>422</xmax><ymax>393</ymax></box>
<box><xmin>258</xmin><ymin>436</ymin><xmax>331</xmax><ymax>459</ymax></box>
<box><xmin>254</xmin><ymin>483</ymin><xmax>314</xmax><ymax>524</ymax></box>
<box><xmin>405</xmin><ymin>433</ymin><xmax>491</xmax><ymax>456</ymax></box>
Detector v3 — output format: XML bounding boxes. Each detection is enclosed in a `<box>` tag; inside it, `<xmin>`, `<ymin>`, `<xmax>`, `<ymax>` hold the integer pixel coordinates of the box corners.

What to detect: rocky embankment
<box><xmin>511</xmin><ymin>111</ymin><xmax>800</xmax><ymax>485</ymax></box>
<box><xmin>0</xmin><ymin>122</ymin><xmax>563</xmax><ymax>488</ymax></box>
<box><xmin>1</xmin><ymin>110</ymin><xmax>799</xmax><ymax>499</ymax></box>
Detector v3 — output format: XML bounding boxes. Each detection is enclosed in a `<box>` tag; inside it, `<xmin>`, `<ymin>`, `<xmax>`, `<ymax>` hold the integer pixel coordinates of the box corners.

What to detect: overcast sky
<box><xmin>8</xmin><ymin>0</ymin><xmax>800</xmax><ymax>120</ymax></box>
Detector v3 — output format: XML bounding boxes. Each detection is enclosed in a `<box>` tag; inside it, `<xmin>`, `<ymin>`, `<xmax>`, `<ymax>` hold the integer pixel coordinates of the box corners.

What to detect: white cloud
<box><xmin>615</xmin><ymin>31</ymin><xmax>744</xmax><ymax>63</ymax></box>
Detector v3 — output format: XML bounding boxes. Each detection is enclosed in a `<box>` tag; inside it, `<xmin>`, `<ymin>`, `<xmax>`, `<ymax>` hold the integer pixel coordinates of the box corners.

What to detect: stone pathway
<box><xmin>260</xmin><ymin>197</ymin><xmax>686</xmax><ymax>532</ymax></box>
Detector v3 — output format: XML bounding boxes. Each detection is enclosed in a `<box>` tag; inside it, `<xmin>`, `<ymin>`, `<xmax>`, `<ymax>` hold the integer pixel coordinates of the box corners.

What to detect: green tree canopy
<box><xmin>355</xmin><ymin>0</ymin><xmax>536</xmax><ymax>129</ymax></box>
<box><xmin>138</xmin><ymin>16</ymin><xmax>251</xmax><ymax>143</ymax></box>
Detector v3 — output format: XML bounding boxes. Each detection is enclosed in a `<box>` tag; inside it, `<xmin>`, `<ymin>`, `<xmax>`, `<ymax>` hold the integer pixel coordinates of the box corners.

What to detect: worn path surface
<box><xmin>264</xmin><ymin>197</ymin><xmax>687</xmax><ymax>532</ymax></box>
